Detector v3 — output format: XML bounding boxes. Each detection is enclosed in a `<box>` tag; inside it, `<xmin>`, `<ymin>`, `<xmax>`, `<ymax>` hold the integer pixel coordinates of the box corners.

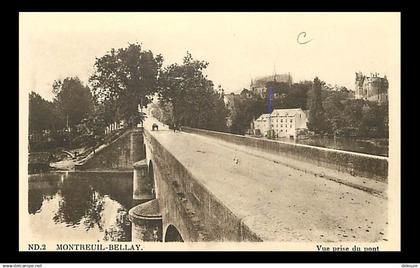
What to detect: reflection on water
<box><xmin>28</xmin><ymin>172</ymin><xmax>133</xmax><ymax>242</ymax></box>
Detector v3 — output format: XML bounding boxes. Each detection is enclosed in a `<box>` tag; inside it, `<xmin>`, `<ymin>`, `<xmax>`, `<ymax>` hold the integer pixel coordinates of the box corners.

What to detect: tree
<box><xmin>307</xmin><ymin>77</ymin><xmax>328</xmax><ymax>134</ymax></box>
<box><xmin>53</xmin><ymin>77</ymin><xmax>93</xmax><ymax>129</ymax></box>
<box><xmin>284</xmin><ymin>82</ymin><xmax>311</xmax><ymax>109</ymax></box>
<box><xmin>151</xmin><ymin>102</ymin><xmax>173</xmax><ymax>126</ymax></box>
<box><xmin>262</xmin><ymin>80</ymin><xmax>311</xmax><ymax>111</ymax></box>
<box><xmin>29</xmin><ymin>91</ymin><xmax>59</xmax><ymax>134</ymax></box>
<box><xmin>157</xmin><ymin>52</ymin><xmax>227</xmax><ymax>131</ymax></box>
<box><xmin>89</xmin><ymin>43</ymin><xmax>163</xmax><ymax>126</ymax></box>
<box><xmin>230</xmin><ymin>96</ymin><xmax>266</xmax><ymax>135</ymax></box>
<box><xmin>321</xmin><ymin>95</ymin><xmax>389</xmax><ymax>138</ymax></box>
<box><xmin>323</xmin><ymin>91</ymin><xmax>347</xmax><ymax>135</ymax></box>
<box><xmin>265</xmin><ymin>81</ymin><xmax>290</xmax><ymax>96</ymax></box>
<box><xmin>359</xmin><ymin>102</ymin><xmax>389</xmax><ymax>138</ymax></box>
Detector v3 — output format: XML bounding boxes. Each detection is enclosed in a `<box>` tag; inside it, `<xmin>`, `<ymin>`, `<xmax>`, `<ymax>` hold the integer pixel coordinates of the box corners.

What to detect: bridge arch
<box><xmin>164</xmin><ymin>224</ymin><xmax>184</xmax><ymax>242</ymax></box>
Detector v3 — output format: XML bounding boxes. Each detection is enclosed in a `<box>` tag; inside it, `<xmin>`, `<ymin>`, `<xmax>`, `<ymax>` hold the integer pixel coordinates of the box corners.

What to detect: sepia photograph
<box><xmin>19</xmin><ymin>12</ymin><xmax>401</xmax><ymax>252</ymax></box>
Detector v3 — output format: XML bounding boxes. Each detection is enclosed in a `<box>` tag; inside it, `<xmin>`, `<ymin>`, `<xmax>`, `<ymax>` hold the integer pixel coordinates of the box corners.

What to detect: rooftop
<box><xmin>271</xmin><ymin>108</ymin><xmax>305</xmax><ymax>116</ymax></box>
<box><xmin>252</xmin><ymin>73</ymin><xmax>293</xmax><ymax>88</ymax></box>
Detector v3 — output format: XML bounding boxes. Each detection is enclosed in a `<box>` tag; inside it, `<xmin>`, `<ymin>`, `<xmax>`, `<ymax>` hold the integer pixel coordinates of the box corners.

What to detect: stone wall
<box><xmin>144</xmin><ymin>129</ymin><xmax>262</xmax><ymax>242</ymax></box>
<box><xmin>181</xmin><ymin>127</ymin><xmax>388</xmax><ymax>182</ymax></box>
<box><xmin>76</xmin><ymin>129</ymin><xmax>145</xmax><ymax>171</ymax></box>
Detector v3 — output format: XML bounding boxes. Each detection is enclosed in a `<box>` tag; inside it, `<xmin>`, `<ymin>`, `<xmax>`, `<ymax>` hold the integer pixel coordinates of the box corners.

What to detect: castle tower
<box><xmin>355</xmin><ymin>72</ymin><xmax>388</xmax><ymax>103</ymax></box>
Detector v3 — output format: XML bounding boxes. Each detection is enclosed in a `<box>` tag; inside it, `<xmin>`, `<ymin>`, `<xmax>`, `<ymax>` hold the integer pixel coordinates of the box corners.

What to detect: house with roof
<box><xmin>251</xmin><ymin>113</ymin><xmax>271</xmax><ymax>136</ymax></box>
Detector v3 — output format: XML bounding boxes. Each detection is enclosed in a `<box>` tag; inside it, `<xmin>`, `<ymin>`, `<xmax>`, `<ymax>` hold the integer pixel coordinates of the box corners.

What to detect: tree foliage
<box><xmin>230</xmin><ymin>96</ymin><xmax>266</xmax><ymax>135</ymax></box>
<box><xmin>53</xmin><ymin>77</ymin><xmax>93</xmax><ymax>128</ymax></box>
<box><xmin>323</xmin><ymin>96</ymin><xmax>388</xmax><ymax>138</ymax></box>
<box><xmin>270</xmin><ymin>81</ymin><xmax>312</xmax><ymax>110</ymax></box>
<box><xmin>89</xmin><ymin>43</ymin><xmax>163</xmax><ymax>126</ymax></box>
<box><xmin>307</xmin><ymin>77</ymin><xmax>328</xmax><ymax>133</ymax></box>
<box><xmin>29</xmin><ymin>91</ymin><xmax>59</xmax><ymax>133</ymax></box>
<box><xmin>150</xmin><ymin>102</ymin><xmax>174</xmax><ymax>126</ymax></box>
<box><xmin>157</xmin><ymin>52</ymin><xmax>228</xmax><ymax>131</ymax></box>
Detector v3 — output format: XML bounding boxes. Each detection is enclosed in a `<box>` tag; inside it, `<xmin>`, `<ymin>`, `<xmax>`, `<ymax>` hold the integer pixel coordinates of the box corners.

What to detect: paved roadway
<box><xmin>143</xmin><ymin>113</ymin><xmax>388</xmax><ymax>242</ymax></box>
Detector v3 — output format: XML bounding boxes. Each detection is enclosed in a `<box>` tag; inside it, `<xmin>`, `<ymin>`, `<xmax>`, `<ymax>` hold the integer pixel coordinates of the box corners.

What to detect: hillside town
<box><xmin>223</xmin><ymin>72</ymin><xmax>388</xmax><ymax>144</ymax></box>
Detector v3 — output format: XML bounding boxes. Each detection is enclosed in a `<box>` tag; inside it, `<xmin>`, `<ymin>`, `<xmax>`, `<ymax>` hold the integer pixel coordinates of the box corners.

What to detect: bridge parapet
<box><xmin>144</xmin><ymin>129</ymin><xmax>262</xmax><ymax>242</ymax></box>
<box><xmin>181</xmin><ymin>127</ymin><xmax>388</xmax><ymax>182</ymax></box>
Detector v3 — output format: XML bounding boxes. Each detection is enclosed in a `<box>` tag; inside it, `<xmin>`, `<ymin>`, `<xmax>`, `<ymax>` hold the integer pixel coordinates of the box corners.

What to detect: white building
<box><xmin>252</xmin><ymin>108</ymin><xmax>308</xmax><ymax>139</ymax></box>
<box><xmin>252</xmin><ymin>113</ymin><xmax>271</xmax><ymax>136</ymax></box>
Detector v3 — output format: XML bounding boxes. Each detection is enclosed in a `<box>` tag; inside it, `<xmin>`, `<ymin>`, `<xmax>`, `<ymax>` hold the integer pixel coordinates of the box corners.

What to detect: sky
<box><xmin>19</xmin><ymin>12</ymin><xmax>400</xmax><ymax>101</ymax></box>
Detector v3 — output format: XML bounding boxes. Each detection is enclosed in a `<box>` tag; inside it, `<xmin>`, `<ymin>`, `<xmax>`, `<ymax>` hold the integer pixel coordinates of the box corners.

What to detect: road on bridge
<box><xmin>143</xmin><ymin>114</ymin><xmax>388</xmax><ymax>242</ymax></box>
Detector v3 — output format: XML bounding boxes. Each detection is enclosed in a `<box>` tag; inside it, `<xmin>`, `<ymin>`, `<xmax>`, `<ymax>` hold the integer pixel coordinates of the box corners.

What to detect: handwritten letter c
<box><xmin>297</xmin><ymin>32</ymin><xmax>313</xmax><ymax>45</ymax></box>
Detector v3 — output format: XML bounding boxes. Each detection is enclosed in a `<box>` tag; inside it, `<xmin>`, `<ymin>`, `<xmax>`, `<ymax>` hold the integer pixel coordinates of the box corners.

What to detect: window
<box><xmin>280</xmin><ymin>119</ymin><xmax>283</xmax><ymax>123</ymax></box>
<box><xmin>290</xmin><ymin>119</ymin><xmax>293</xmax><ymax>123</ymax></box>
<box><xmin>290</xmin><ymin>125</ymin><xmax>292</xmax><ymax>128</ymax></box>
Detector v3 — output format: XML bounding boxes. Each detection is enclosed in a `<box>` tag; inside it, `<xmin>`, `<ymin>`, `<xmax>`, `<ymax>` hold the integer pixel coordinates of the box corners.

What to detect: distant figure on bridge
<box><xmin>152</xmin><ymin>123</ymin><xmax>159</xmax><ymax>131</ymax></box>
<box><xmin>172</xmin><ymin>123</ymin><xmax>181</xmax><ymax>132</ymax></box>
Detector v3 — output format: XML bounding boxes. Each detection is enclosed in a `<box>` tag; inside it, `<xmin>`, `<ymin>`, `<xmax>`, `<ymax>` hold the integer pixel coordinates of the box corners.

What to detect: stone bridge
<box><xmin>77</xmin><ymin>117</ymin><xmax>389</xmax><ymax>243</ymax></box>
<box><xmin>132</xmin><ymin>116</ymin><xmax>388</xmax><ymax>243</ymax></box>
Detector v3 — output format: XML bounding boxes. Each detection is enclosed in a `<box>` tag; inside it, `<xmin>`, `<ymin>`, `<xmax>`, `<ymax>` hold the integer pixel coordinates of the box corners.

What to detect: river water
<box><xmin>28</xmin><ymin>171</ymin><xmax>134</xmax><ymax>242</ymax></box>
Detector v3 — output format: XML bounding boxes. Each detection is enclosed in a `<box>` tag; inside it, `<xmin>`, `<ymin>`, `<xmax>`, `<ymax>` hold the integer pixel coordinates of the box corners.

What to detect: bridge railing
<box><xmin>180</xmin><ymin>127</ymin><xmax>388</xmax><ymax>182</ymax></box>
<box><xmin>144</xmin><ymin>128</ymin><xmax>263</xmax><ymax>241</ymax></box>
